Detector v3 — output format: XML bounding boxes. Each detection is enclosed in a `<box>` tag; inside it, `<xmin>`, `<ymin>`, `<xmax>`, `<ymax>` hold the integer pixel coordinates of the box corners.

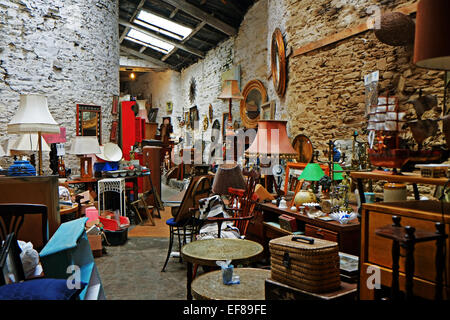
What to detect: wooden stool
<box><xmin>375</xmin><ymin>216</ymin><xmax>447</xmax><ymax>300</ymax></box>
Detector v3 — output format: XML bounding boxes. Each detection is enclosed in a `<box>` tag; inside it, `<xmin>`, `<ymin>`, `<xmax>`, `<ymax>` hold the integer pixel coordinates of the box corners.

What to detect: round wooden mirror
<box><xmin>240</xmin><ymin>80</ymin><xmax>267</xmax><ymax>129</ymax></box>
<box><xmin>271</xmin><ymin>28</ymin><xmax>286</xmax><ymax>97</ymax></box>
<box><xmin>292</xmin><ymin>134</ymin><xmax>314</xmax><ymax>163</ymax></box>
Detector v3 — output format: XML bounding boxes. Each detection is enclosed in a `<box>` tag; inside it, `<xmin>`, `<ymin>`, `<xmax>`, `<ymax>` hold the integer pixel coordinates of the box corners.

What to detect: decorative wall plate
<box><xmin>203</xmin><ymin>115</ymin><xmax>209</xmax><ymax>131</ymax></box>
<box><xmin>209</xmin><ymin>104</ymin><xmax>213</xmax><ymax>122</ymax></box>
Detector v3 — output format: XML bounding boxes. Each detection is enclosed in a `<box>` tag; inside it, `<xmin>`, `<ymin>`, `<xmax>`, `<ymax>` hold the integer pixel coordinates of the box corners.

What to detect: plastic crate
<box><xmin>98</xmin><ymin>215</ymin><xmax>130</xmax><ymax>231</ymax></box>
<box><xmin>104</xmin><ymin>229</ymin><xmax>128</xmax><ymax>246</ymax></box>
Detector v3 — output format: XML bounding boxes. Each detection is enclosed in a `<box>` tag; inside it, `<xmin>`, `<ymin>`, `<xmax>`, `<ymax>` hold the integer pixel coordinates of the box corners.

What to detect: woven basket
<box><xmin>269</xmin><ymin>235</ymin><xmax>341</xmax><ymax>293</ymax></box>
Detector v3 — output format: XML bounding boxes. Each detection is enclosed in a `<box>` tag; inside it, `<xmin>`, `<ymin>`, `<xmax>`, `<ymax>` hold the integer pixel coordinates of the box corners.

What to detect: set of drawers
<box><xmin>305</xmin><ymin>224</ymin><xmax>338</xmax><ymax>242</ymax></box>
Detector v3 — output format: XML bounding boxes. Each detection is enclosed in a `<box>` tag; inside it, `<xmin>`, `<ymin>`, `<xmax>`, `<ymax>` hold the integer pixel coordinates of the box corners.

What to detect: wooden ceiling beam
<box><xmin>119</xmin><ymin>0</ymin><xmax>146</xmax><ymax>44</ymax></box>
<box><xmin>162</xmin><ymin>20</ymin><xmax>206</xmax><ymax>62</ymax></box>
<box><xmin>120</xmin><ymin>46</ymin><xmax>172</xmax><ymax>69</ymax></box>
<box><xmin>160</xmin><ymin>0</ymin><xmax>237</xmax><ymax>36</ymax></box>
<box><xmin>119</xmin><ymin>18</ymin><xmax>205</xmax><ymax>58</ymax></box>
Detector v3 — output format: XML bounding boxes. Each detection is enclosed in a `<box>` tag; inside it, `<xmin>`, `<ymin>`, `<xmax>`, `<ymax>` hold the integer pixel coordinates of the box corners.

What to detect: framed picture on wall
<box><xmin>148</xmin><ymin>108</ymin><xmax>158</xmax><ymax>123</ymax></box>
<box><xmin>166</xmin><ymin>101</ymin><xmax>173</xmax><ymax>114</ymax></box>
<box><xmin>189</xmin><ymin>106</ymin><xmax>199</xmax><ymax>130</ymax></box>
<box><xmin>260</xmin><ymin>100</ymin><xmax>276</xmax><ymax>120</ymax></box>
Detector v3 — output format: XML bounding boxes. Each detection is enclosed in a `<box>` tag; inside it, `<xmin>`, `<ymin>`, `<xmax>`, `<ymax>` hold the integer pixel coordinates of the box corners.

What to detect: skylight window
<box><xmin>125</xmin><ymin>29</ymin><xmax>175</xmax><ymax>54</ymax></box>
<box><xmin>134</xmin><ymin>10</ymin><xmax>193</xmax><ymax>41</ymax></box>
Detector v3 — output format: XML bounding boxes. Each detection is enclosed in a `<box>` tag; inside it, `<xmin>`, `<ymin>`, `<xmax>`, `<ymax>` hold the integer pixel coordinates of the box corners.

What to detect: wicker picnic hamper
<box><xmin>269</xmin><ymin>235</ymin><xmax>341</xmax><ymax>293</ymax></box>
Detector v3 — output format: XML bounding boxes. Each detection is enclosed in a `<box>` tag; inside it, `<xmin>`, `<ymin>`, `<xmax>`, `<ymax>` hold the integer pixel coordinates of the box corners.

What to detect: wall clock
<box><xmin>271</xmin><ymin>28</ymin><xmax>286</xmax><ymax>97</ymax></box>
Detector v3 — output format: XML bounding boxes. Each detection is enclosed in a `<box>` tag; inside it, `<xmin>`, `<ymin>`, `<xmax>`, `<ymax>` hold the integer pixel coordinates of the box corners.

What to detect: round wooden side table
<box><xmin>181</xmin><ymin>238</ymin><xmax>264</xmax><ymax>300</ymax></box>
<box><xmin>192</xmin><ymin>268</ymin><xmax>270</xmax><ymax>300</ymax></box>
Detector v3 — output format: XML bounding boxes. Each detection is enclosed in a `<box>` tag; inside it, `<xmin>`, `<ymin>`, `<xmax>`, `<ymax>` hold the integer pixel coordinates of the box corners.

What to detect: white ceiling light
<box><xmin>135</xmin><ymin>10</ymin><xmax>192</xmax><ymax>41</ymax></box>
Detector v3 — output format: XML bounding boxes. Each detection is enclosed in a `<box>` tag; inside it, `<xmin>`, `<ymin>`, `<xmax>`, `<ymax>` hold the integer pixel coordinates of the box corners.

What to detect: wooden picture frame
<box><xmin>76</xmin><ymin>104</ymin><xmax>102</xmax><ymax>144</ymax></box>
<box><xmin>260</xmin><ymin>100</ymin><xmax>275</xmax><ymax>120</ymax></box>
<box><xmin>111</xmin><ymin>95</ymin><xmax>119</xmax><ymax>116</ymax></box>
<box><xmin>110</xmin><ymin>120</ymin><xmax>118</xmax><ymax>143</ymax></box>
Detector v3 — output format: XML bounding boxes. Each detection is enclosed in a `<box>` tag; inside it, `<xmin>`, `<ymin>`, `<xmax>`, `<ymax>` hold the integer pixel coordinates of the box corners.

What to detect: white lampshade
<box><xmin>0</xmin><ymin>144</ymin><xmax>5</xmax><ymax>157</ymax></box>
<box><xmin>10</xmin><ymin>134</ymin><xmax>51</xmax><ymax>153</ymax></box>
<box><xmin>8</xmin><ymin>94</ymin><xmax>60</xmax><ymax>134</ymax></box>
<box><xmin>69</xmin><ymin>136</ymin><xmax>101</xmax><ymax>155</ymax></box>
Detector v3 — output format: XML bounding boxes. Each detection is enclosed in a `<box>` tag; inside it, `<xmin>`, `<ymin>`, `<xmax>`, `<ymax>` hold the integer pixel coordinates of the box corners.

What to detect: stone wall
<box><xmin>0</xmin><ymin>0</ymin><xmax>120</xmax><ymax>173</ymax></box>
<box><xmin>283</xmin><ymin>0</ymin><xmax>446</xmax><ymax>155</ymax></box>
<box><xmin>282</xmin><ymin>0</ymin><xmax>447</xmax><ymax>196</ymax></box>
<box><xmin>128</xmin><ymin>0</ymin><xmax>269</xmax><ymax>162</ymax></box>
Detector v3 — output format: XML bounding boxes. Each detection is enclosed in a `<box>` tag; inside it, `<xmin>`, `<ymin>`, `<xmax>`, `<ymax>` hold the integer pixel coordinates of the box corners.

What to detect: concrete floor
<box><xmin>95</xmin><ymin>183</ymin><xmax>188</xmax><ymax>300</ymax></box>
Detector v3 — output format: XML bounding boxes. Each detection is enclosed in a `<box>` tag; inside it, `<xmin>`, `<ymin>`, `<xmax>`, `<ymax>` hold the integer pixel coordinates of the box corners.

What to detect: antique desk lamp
<box><xmin>7</xmin><ymin>94</ymin><xmax>60</xmax><ymax>176</ymax></box>
<box><xmin>245</xmin><ymin>120</ymin><xmax>298</xmax><ymax>195</ymax></box>
<box><xmin>69</xmin><ymin>136</ymin><xmax>101</xmax><ymax>179</ymax></box>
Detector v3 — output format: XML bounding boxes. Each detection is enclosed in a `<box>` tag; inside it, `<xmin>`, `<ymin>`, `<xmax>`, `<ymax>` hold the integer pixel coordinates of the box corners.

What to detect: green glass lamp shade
<box><xmin>333</xmin><ymin>163</ymin><xmax>344</xmax><ymax>180</ymax></box>
<box><xmin>299</xmin><ymin>163</ymin><xmax>325</xmax><ymax>181</ymax></box>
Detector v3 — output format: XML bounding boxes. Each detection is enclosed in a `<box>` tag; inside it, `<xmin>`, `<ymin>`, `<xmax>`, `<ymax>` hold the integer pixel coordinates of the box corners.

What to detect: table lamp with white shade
<box><xmin>7</xmin><ymin>94</ymin><xmax>60</xmax><ymax>175</ymax></box>
<box><xmin>69</xmin><ymin>136</ymin><xmax>101</xmax><ymax>179</ymax></box>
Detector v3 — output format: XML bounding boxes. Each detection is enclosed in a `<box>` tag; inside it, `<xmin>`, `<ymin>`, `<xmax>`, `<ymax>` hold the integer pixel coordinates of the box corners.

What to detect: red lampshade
<box><xmin>245</xmin><ymin>120</ymin><xmax>298</xmax><ymax>159</ymax></box>
<box><xmin>414</xmin><ymin>0</ymin><xmax>450</xmax><ymax>70</ymax></box>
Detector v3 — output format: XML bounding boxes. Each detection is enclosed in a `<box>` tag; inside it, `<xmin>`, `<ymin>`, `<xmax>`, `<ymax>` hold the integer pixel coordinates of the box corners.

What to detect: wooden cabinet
<box><xmin>360</xmin><ymin>200</ymin><xmax>450</xmax><ymax>300</ymax></box>
<box><xmin>258</xmin><ymin>203</ymin><xmax>360</xmax><ymax>257</ymax></box>
<box><xmin>0</xmin><ymin>176</ymin><xmax>60</xmax><ymax>249</ymax></box>
<box><xmin>351</xmin><ymin>171</ymin><xmax>450</xmax><ymax>300</ymax></box>
<box><xmin>305</xmin><ymin>224</ymin><xmax>338</xmax><ymax>242</ymax></box>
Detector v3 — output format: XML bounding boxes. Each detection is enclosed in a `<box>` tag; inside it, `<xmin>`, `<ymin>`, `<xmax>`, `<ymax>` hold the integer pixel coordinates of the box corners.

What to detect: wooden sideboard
<box><xmin>248</xmin><ymin>203</ymin><xmax>360</xmax><ymax>261</ymax></box>
<box><xmin>359</xmin><ymin>200</ymin><xmax>450</xmax><ymax>300</ymax></box>
<box><xmin>351</xmin><ymin>171</ymin><xmax>450</xmax><ymax>300</ymax></box>
<box><xmin>0</xmin><ymin>175</ymin><xmax>60</xmax><ymax>249</ymax></box>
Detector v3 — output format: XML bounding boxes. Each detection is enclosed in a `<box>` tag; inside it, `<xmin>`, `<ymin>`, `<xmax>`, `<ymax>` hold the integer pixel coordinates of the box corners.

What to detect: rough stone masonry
<box><xmin>0</xmin><ymin>0</ymin><xmax>120</xmax><ymax>172</ymax></box>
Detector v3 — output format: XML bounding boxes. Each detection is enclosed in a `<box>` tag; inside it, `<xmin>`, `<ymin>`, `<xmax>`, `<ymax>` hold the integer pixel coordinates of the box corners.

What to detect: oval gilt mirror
<box><xmin>271</xmin><ymin>28</ymin><xmax>286</xmax><ymax>97</ymax></box>
<box><xmin>240</xmin><ymin>80</ymin><xmax>267</xmax><ymax>129</ymax></box>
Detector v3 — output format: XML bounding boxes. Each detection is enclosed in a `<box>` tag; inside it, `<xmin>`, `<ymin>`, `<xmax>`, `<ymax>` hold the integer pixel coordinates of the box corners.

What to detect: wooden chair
<box><xmin>161</xmin><ymin>174</ymin><xmax>214</xmax><ymax>272</ymax></box>
<box><xmin>189</xmin><ymin>168</ymin><xmax>261</xmax><ymax>278</ymax></box>
<box><xmin>0</xmin><ymin>204</ymin><xmax>48</xmax><ymax>250</ymax></box>
<box><xmin>207</xmin><ymin>168</ymin><xmax>261</xmax><ymax>238</ymax></box>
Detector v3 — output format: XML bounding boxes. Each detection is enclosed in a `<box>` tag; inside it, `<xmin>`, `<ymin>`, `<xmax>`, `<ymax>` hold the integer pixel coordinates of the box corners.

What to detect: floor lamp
<box><xmin>7</xmin><ymin>95</ymin><xmax>60</xmax><ymax>176</ymax></box>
